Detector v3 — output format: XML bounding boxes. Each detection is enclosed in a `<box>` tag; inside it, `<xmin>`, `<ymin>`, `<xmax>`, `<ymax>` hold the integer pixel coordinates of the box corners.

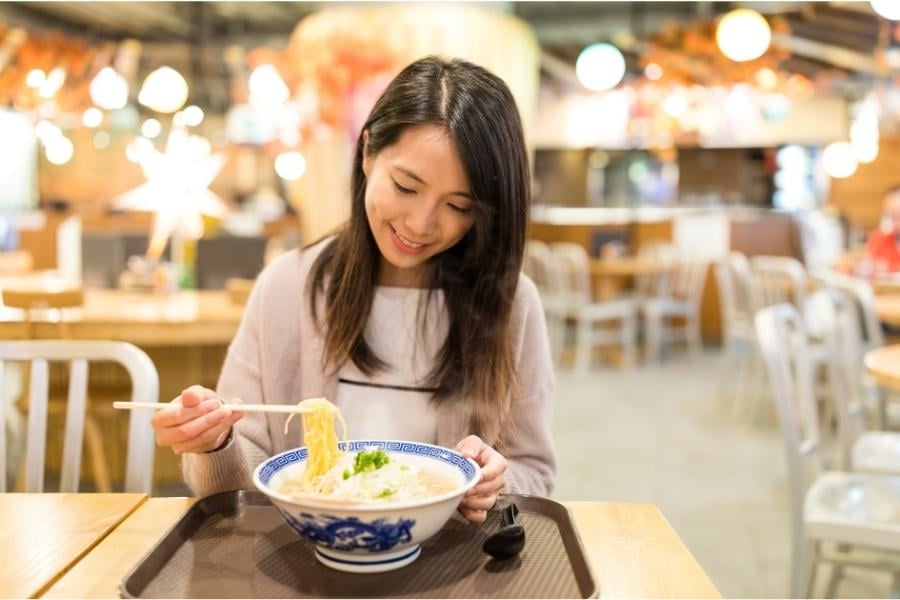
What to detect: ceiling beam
<box><xmin>771</xmin><ymin>32</ymin><xmax>881</xmax><ymax>74</ymax></box>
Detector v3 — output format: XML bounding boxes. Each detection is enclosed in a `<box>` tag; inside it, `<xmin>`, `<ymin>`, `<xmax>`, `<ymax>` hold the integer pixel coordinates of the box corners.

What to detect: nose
<box><xmin>404</xmin><ymin>201</ymin><xmax>438</xmax><ymax>237</ymax></box>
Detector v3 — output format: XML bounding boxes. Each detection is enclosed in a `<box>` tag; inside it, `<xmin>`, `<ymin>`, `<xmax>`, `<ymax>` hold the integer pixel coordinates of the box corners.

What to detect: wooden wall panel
<box><xmin>830</xmin><ymin>135</ymin><xmax>900</xmax><ymax>231</ymax></box>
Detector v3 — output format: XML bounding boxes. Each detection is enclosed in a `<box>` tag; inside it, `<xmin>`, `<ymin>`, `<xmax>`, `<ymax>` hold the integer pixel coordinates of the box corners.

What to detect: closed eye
<box><xmin>392</xmin><ymin>180</ymin><xmax>415</xmax><ymax>195</ymax></box>
<box><xmin>448</xmin><ymin>203</ymin><xmax>471</xmax><ymax>214</ymax></box>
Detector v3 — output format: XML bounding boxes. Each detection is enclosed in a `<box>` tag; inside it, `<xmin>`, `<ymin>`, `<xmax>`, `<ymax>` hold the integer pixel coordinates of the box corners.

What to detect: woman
<box><xmin>151</xmin><ymin>56</ymin><xmax>556</xmax><ymax>524</ymax></box>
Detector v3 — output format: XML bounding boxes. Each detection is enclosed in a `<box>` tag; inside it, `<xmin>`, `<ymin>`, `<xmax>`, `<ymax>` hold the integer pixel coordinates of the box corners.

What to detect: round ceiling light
<box><xmin>139</xmin><ymin>66</ymin><xmax>189</xmax><ymax>114</ymax></box>
<box><xmin>575</xmin><ymin>43</ymin><xmax>627</xmax><ymax>92</ymax></box>
<box><xmin>716</xmin><ymin>9</ymin><xmax>772</xmax><ymax>62</ymax></box>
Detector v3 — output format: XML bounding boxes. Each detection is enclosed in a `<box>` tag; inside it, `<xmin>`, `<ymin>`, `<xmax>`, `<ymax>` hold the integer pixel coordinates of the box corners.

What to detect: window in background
<box><xmin>773</xmin><ymin>145</ymin><xmax>820</xmax><ymax>211</ymax></box>
<box><xmin>0</xmin><ymin>109</ymin><xmax>38</xmax><ymax>212</ymax></box>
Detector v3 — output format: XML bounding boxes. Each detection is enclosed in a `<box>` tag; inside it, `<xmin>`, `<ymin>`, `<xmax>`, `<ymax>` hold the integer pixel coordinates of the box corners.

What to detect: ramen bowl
<box><xmin>253</xmin><ymin>439</ymin><xmax>481</xmax><ymax>573</ymax></box>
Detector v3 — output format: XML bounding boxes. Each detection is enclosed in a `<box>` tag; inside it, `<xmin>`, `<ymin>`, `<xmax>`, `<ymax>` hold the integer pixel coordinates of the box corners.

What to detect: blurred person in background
<box><xmin>865</xmin><ymin>185</ymin><xmax>900</xmax><ymax>274</ymax></box>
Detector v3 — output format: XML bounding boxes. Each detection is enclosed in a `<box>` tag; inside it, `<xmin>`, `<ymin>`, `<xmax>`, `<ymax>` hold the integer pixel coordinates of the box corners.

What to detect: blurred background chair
<box><xmin>756</xmin><ymin>303</ymin><xmax>900</xmax><ymax>599</ymax></box>
<box><xmin>641</xmin><ymin>254</ymin><xmax>708</xmax><ymax>363</ymax></box>
<box><xmin>550</xmin><ymin>241</ymin><xmax>638</xmax><ymax>370</ymax></box>
<box><xmin>523</xmin><ymin>239</ymin><xmax>566</xmax><ymax>361</ymax></box>
<box><xmin>0</xmin><ymin>340</ymin><xmax>158</xmax><ymax>493</ymax></box>
<box><xmin>808</xmin><ymin>288</ymin><xmax>900</xmax><ymax>476</ymax></box>
<box><xmin>715</xmin><ymin>251</ymin><xmax>765</xmax><ymax>417</ymax></box>
<box><xmin>195</xmin><ymin>235</ymin><xmax>267</xmax><ymax>290</ymax></box>
<box><xmin>751</xmin><ymin>255</ymin><xmax>808</xmax><ymax>312</ymax></box>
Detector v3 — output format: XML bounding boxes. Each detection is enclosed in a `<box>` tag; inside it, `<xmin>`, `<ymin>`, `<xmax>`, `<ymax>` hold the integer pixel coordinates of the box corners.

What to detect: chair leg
<box><xmin>574</xmin><ymin>319</ymin><xmax>592</xmax><ymax>372</ymax></box>
<box><xmin>792</xmin><ymin>539</ymin><xmax>817</xmax><ymax>599</ymax></box>
<box><xmin>84</xmin><ymin>415</ymin><xmax>113</xmax><ymax>493</ymax></box>
<box><xmin>823</xmin><ymin>554</ymin><xmax>845</xmax><ymax>599</ymax></box>
<box><xmin>686</xmin><ymin>314</ymin><xmax>703</xmax><ymax>359</ymax></box>
<box><xmin>746</xmin><ymin>346</ymin><xmax>767</xmax><ymax>425</ymax></box>
<box><xmin>718</xmin><ymin>337</ymin><xmax>741</xmax><ymax>415</ymax></box>
<box><xmin>622</xmin><ymin>315</ymin><xmax>638</xmax><ymax>368</ymax></box>
<box><xmin>890</xmin><ymin>571</ymin><xmax>900</xmax><ymax>599</ymax></box>
<box><xmin>644</xmin><ymin>311</ymin><xmax>663</xmax><ymax>363</ymax></box>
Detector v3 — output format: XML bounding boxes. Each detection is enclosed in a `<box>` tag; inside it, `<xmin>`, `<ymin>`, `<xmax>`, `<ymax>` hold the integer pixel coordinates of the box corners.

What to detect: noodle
<box><xmin>278</xmin><ymin>397</ymin><xmax>455</xmax><ymax>502</ymax></box>
<box><xmin>283</xmin><ymin>397</ymin><xmax>348</xmax><ymax>490</ymax></box>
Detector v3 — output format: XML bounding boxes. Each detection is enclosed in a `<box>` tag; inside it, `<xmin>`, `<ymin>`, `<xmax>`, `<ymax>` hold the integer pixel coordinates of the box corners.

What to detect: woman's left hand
<box><xmin>455</xmin><ymin>435</ymin><xmax>508</xmax><ymax>524</ymax></box>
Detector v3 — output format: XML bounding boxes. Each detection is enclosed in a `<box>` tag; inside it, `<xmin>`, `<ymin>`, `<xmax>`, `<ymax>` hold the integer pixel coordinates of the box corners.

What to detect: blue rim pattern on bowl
<box><xmin>257</xmin><ymin>440</ymin><xmax>479</xmax><ymax>486</ymax></box>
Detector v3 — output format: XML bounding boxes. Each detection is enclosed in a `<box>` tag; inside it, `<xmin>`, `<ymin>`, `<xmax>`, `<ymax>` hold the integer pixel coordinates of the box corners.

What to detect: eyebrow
<box><xmin>394</xmin><ymin>166</ymin><xmax>473</xmax><ymax>200</ymax></box>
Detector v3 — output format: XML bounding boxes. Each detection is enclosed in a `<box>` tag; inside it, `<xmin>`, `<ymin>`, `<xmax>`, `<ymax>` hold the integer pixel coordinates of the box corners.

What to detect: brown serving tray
<box><xmin>120</xmin><ymin>490</ymin><xmax>598</xmax><ymax>598</ymax></box>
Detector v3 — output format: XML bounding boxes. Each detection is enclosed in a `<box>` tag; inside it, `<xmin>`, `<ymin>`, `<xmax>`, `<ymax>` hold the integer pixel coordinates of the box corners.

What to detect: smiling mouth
<box><xmin>390</xmin><ymin>225</ymin><xmax>427</xmax><ymax>249</ymax></box>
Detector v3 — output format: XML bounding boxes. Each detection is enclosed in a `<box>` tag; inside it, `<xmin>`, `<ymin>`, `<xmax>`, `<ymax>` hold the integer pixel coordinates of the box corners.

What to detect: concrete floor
<box><xmin>549</xmin><ymin>350</ymin><xmax>890</xmax><ymax>598</ymax></box>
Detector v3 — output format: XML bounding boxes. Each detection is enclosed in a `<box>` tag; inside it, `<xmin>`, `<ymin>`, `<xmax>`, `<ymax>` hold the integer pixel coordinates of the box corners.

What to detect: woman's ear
<box><xmin>361</xmin><ymin>130</ymin><xmax>371</xmax><ymax>177</ymax></box>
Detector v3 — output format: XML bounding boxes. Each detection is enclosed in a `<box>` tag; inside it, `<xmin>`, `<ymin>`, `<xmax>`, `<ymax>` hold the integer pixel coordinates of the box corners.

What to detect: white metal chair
<box><xmin>641</xmin><ymin>255</ymin><xmax>708</xmax><ymax>363</ymax></box>
<box><xmin>0</xmin><ymin>340</ymin><xmax>158</xmax><ymax>493</ymax></box>
<box><xmin>549</xmin><ymin>242</ymin><xmax>638</xmax><ymax>370</ymax></box>
<box><xmin>524</xmin><ymin>239</ymin><xmax>566</xmax><ymax>362</ymax></box>
<box><xmin>715</xmin><ymin>252</ymin><xmax>766</xmax><ymax>417</ymax></box>
<box><xmin>813</xmin><ymin>270</ymin><xmax>897</xmax><ymax>429</ymax></box>
<box><xmin>751</xmin><ymin>255</ymin><xmax>809</xmax><ymax>311</ymax></box>
<box><xmin>808</xmin><ymin>288</ymin><xmax>900</xmax><ymax>476</ymax></box>
<box><xmin>755</xmin><ymin>304</ymin><xmax>900</xmax><ymax>598</ymax></box>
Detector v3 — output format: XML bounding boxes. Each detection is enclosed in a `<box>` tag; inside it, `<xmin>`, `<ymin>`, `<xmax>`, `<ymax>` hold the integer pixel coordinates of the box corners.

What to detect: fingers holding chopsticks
<box><xmin>151</xmin><ymin>385</ymin><xmax>244</xmax><ymax>454</ymax></box>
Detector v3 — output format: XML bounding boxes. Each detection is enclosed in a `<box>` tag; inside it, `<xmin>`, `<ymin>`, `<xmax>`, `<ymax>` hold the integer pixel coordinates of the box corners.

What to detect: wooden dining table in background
<box><xmin>0</xmin><ymin>493</ymin><xmax>723</xmax><ymax>599</ymax></box>
<box><xmin>590</xmin><ymin>256</ymin><xmax>669</xmax><ymax>301</ymax></box>
<box><xmin>864</xmin><ymin>344</ymin><xmax>900</xmax><ymax>428</ymax></box>
<box><xmin>874</xmin><ymin>294</ymin><xmax>900</xmax><ymax>329</ymax></box>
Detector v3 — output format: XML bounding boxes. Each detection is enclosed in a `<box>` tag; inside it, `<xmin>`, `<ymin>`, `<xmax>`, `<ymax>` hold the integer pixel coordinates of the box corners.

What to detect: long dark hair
<box><xmin>308</xmin><ymin>56</ymin><xmax>529</xmax><ymax>441</ymax></box>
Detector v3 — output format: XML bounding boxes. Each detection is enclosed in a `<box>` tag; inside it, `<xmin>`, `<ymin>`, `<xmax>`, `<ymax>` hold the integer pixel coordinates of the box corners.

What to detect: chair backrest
<box><xmin>751</xmin><ymin>255</ymin><xmax>808</xmax><ymax>311</ymax></box>
<box><xmin>549</xmin><ymin>242</ymin><xmax>592</xmax><ymax>307</ymax></box>
<box><xmin>523</xmin><ymin>240</ymin><xmax>554</xmax><ymax>295</ymax></box>
<box><xmin>755</xmin><ymin>304</ymin><xmax>825</xmax><ymax>527</ymax></box>
<box><xmin>806</xmin><ymin>288</ymin><xmax>868</xmax><ymax>470</ymax></box>
<box><xmin>0</xmin><ymin>340</ymin><xmax>159</xmax><ymax>493</ymax></box>
<box><xmin>635</xmin><ymin>242</ymin><xmax>677</xmax><ymax>298</ymax></box>
<box><xmin>670</xmin><ymin>257</ymin><xmax>708</xmax><ymax>304</ymax></box>
<box><xmin>716</xmin><ymin>252</ymin><xmax>761</xmax><ymax>333</ymax></box>
<box><xmin>814</xmin><ymin>270</ymin><xmax>884</xmax><ymax>351</ymax></box>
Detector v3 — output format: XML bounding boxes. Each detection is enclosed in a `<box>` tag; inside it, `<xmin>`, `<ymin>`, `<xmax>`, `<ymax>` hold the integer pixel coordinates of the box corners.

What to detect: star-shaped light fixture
<box><xmin>117</xmin><ymin>127</ymin><xmax>227</xmax><ymax>261</ymax></box>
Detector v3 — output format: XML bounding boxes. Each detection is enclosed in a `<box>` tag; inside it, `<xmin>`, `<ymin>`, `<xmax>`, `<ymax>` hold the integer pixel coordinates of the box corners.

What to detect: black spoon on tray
<box><xmin>482</xmin><ymin>502</ymin><xmax>525</xmax><ymax>560</ymax></box>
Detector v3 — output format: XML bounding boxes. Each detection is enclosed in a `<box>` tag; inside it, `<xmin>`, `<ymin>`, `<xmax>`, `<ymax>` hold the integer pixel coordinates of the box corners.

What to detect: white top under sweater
<box><xmin>335</xmin><ymin>286</ymin><xmax>446</xmax><ymax>443</ymax></box>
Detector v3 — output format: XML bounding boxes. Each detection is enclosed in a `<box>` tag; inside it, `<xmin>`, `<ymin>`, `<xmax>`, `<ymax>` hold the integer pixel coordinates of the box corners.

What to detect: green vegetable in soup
<box><xmin>377</xmin><ymin>488</ymin><xmax>394</xmax><ymax>498</ymax></box>
<box><xmin>353</xmin><ymin>449</ymin><xmax>390</xmax><ymax>475</ymax></box>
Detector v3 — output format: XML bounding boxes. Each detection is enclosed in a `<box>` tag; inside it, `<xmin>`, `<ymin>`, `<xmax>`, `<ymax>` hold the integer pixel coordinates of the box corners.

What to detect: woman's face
<box><xmin>363</xmin><ymin>124</ymin><xmax>475</xmax><ymax>287</ymax></box>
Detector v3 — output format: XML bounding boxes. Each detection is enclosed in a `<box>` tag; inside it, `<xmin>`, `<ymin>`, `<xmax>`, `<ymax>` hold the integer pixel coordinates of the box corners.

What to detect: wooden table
<box><xmin>875</xmin><ymin>294</ymin><xmax>900</xmax><ymax>329</ymax></box>
<box><xmin>0</xmin><ymin>493</ymin><xmax>145</xmax><ymax>598</ymax></box>
<box><xmin>590</xmin><ymin>257</ymin><xmax>669</xmax><ymax>302</ymax></box>
<box><xmin>0</xmin><ymin>288</ymin><xmax>245</xmax><ymax>346</ymax></box>
<box><xmin>864</xmin><ymin>344</ymin><xmax>900</xmax><ymax>428</ymax></box>
<box><xmin>32</xmin><ymin>495</ymin><xmax>720</xmax><ymax>599</ymax></box>
<box><xmin>591</xmin><ymin>257</ymin><xmax>668</xmax><ymax>278</ymax></box>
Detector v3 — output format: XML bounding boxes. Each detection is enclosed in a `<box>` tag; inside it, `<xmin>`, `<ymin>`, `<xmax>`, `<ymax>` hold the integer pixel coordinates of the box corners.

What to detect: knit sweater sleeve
<box><xmin>502</xmin><ymin>275</ymin><xmax>558</xmax><ymax>496</ymax></box>
<box><xmin>181</xmin><ymin>261</ymin><xmax>277</xmax><ymax>496</ymax></box>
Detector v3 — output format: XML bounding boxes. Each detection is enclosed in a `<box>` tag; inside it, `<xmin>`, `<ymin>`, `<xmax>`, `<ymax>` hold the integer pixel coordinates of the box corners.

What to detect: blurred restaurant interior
<box><xmin>2</xmin><ymin>1</ymin><xmax>900</xmax><ymax>598</ymax></box>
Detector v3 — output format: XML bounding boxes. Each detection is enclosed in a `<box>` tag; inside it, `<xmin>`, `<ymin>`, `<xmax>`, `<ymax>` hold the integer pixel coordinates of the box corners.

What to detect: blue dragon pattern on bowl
<box><xmin>279</xmin><ymin>509</ymin><xmax>416</xmax><ymax>552</ymax></box>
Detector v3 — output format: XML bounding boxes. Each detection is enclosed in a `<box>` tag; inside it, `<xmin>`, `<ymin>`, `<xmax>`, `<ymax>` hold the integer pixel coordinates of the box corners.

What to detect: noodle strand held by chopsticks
<box><xmin>283</xmin><ymin>397</ymin><xmax>348</xmax><ymax>491</ymax></box>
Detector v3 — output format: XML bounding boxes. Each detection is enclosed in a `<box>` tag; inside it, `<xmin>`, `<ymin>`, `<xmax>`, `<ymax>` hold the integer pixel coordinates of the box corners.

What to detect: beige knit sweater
<box><xmin>182</xmin><ymin>240</ymin><xmax>557</xmax><ymax>497</ymax></box>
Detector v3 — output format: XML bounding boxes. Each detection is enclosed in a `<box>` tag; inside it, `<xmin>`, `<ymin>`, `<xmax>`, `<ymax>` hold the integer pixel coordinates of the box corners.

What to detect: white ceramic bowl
<box><xmin>252</xmin><ymin>439</ymin><xmax>481</xmax><ymax>573</ymax></box>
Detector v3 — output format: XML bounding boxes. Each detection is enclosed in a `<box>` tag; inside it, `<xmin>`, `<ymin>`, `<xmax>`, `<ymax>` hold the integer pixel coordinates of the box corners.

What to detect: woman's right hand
<box><xmin>151</xmin><ymin>385</ymin><xmax>244</xmax><ymax>454</ymax></box>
